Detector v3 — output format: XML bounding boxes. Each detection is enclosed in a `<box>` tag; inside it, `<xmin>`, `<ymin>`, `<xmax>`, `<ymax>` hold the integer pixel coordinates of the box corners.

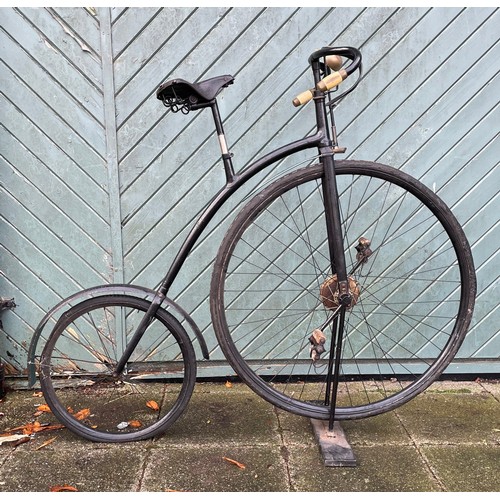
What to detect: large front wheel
<box><xmin>211</xmin><ymin>161</ymin><xmax>476</xmax><ymax>420</ymax></box>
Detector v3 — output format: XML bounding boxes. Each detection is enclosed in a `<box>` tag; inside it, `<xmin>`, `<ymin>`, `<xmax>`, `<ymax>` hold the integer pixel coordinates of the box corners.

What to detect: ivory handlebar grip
<box><xmin>292</xmin><ymin>89</ymin><xmax>314</xmax><ymax>107</ymax></box>
<box><xmin>325</xmin><ymin>54</ymin><xmax>343</xmax><ymax>71</ymax></box>
<box><xmin>293</xmin><ymin>69</ymin><xmax>348</xmax><ymax>106</ymax></box>
<box><xmin>316</xmin><ymin>69</ymin><xmax>347</xmax><ymax>92</ymax></box>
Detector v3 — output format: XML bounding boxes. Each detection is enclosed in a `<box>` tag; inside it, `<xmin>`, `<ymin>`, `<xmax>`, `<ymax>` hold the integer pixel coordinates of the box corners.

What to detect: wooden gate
<box><xmin>1</xmin><ymin>7</ymin><xmax>498</xmax><ymax>376</ymax></box>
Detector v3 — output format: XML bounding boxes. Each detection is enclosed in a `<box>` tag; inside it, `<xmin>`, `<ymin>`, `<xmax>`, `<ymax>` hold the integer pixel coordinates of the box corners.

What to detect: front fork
<box><xmin>319</xmin><ymin>152</ymin><xmax>352</xmax><ymax>429</ymax></box>
<box><xmin>316</xmin><ymin>155</ymin><xmax>373</xmax><ymax>427</ymax></box>
<box><xmin>321</xmin><ymin>153</ymin><xmax>352</xmax><ymax>305</ymax></box>
<box><xmin>113</xmin><ymin>292</ymin><xmax>165</xmax><ymax>376</ymax></box>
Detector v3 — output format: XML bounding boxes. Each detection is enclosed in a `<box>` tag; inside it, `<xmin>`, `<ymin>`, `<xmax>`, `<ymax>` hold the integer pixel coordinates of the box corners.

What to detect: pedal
<box><xmin>355</xmin><ymin>237</ymin><xmax>372</xmax><ymax>263</ymax></box>
<box><xmin>309</xmin><ymin>329</ymin><xmax>326</xmax><ymax>362</ymax></box>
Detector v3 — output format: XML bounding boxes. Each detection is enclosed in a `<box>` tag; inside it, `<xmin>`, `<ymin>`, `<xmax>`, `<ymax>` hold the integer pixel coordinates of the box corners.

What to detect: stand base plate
<box><xmin>310</xmin><ymin>419</ymin><xmax>357</xmax><ymax>467</ymax></box>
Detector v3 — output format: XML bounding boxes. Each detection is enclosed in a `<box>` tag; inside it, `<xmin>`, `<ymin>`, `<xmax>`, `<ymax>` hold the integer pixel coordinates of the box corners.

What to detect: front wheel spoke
<box><xmin>214</xmin><ymin>162</ymin><xmax>474</xmax><ymax>418</ymax></box>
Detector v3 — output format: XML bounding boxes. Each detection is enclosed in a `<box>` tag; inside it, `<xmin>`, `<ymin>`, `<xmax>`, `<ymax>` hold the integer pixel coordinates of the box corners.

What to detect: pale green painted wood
<box><xmin>1</xmin><ymin>7</ymin><xmax>111</xmax><ymax>373</ymax></box>
<box><xmin>99</xmin><ymin>7</ymin><xmax>124</xmax><ymax>285</ymax></box>
<box><xmin>1</xmin><ymin>6</ymin><xmax>498</xmax><ymax>373</ymax></box>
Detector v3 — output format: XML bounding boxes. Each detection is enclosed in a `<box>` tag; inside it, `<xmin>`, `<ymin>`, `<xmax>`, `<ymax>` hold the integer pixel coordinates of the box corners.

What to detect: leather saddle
<box><xmin>157</xmin><ymin>75</ymin><xmax>234</xmax><ymax>111</ymax></box>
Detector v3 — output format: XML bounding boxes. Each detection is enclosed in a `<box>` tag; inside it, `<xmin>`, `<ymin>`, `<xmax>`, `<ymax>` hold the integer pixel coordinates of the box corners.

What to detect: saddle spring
<box><xmin>161</xmin><ymin>95</ymin><xmax>191</xmax><ymax>114</ymax></box>
<box><xmin>160</xmin><ymin>84</ymin><xmax>195</xmax><ymax>114</ymax></box>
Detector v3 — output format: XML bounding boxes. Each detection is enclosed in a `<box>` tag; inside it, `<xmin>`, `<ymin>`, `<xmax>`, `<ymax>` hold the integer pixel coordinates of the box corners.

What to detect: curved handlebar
<box><xmin>292</xmin><ymin>46</ymin><xmax>362</xmax><ymax>107</ymax></box>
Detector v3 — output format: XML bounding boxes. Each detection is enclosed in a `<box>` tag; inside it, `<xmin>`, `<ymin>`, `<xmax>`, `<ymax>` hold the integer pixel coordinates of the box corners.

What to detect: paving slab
<box><xmin>287</xmin><ymin>443</ymin><xmax>440</xmax><ymax>492</ymax></box>
<box><xmin>396</xmin><ymin>389</ymin><xmax>500</xmax><ymax>444</ymax></box>
<box><xmin>339</xmin><ymin>411</ymin><xmax>412</xmax><ymax>445</ymax></box>
<box><xmin>163</xmin><ymin>382</ymin><xmax>279</xmax><ymax>445</ymax></box>
<box><xmin>1</xmin><ymin>380</ymin><xmax>499</xmax><ymax>492</ymax></box>
<box><xmin>278</xmin><ymin>399</ymin><xmax>442</xmax><ymax>491</ymax></box>
<box><xmin>277</xmin><ymin>408</ymin><xmax>411</xmax><ymax>447</ymax></box>
<box><xmin>0</xmin><ymin>440</ymin><xmax>146</xmax><ymax>492</ymax></box>
<box><xmin>140</xmin><ymin>443</ymin><xmax>288</xmax><ymax>492</ymax></box>
<box><xmin>421</xmin><ymin>444</ymin><xmax>500</xmax><ymax>492</ymax></box>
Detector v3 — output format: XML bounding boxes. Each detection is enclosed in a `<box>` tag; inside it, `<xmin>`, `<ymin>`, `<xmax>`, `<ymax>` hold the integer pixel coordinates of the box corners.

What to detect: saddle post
<box><xmin>209</xmin><ymin>100</ymin><xmax>236</xmax><ymax>184</ymax></box>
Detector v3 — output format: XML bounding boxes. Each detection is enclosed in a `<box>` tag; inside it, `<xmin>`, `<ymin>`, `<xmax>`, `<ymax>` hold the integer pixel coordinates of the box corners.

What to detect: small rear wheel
<box><xmin>39</xmin><ymin>295</ymin><xmax>196</xmax><ymax>442</ymax></box>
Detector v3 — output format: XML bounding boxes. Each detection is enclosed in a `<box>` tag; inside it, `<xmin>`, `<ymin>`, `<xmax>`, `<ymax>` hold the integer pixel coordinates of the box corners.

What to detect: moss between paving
<box><xmin>2</xmin><ymin>381</ymin><xmax>499</xmax><ymax>492</ymax></box>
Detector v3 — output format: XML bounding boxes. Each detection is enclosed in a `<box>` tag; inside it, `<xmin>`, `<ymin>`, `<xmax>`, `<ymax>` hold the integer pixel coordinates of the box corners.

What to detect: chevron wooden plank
<box><xmin>17</xmin><ymin>7</ymin><xmax>102</xmax><ymax>87</ymax></box>
<box><xmin>1</xmin><ymin>6</ymin><xmax>499</xmax><ymax>374</ymax></box>
<box><xmin>51</xmin><ymin>6</ymin><xmax>101</xmax><ymax>55</ymax></box>
<box><xmin>113</xmin><ymin>7</ymin><xmax>193</xmax><ymax>89</ymax></box>
<box><xmin>115</xmin><ymin>7</ymin><xmax>229</xmax><ymax>129</ymax></box>
<box><xmin>111</xmin><ymin>7</ymin><xmax>161</xmax><ymax>58</ymax></box>
<box><xmin>347</xmin><ymin>8</ymin><xmax>497</xmax><ymax>162</ymax></box>
<box><xmin>0</xmin><ymin>31</ymin><xmax>105</xmax><ymax>150</ymax></box>
<box><xmin>0</xmin><ymin>8</ymin><xmax>104</xmax><ymax>123</ymax></box>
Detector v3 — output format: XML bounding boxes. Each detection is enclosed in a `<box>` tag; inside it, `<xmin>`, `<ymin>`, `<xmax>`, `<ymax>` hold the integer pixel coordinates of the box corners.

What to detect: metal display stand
<box><xmin>310</xmin><ymin>419</ymin><xmax>357</xmax><ymax>467</ymax></box>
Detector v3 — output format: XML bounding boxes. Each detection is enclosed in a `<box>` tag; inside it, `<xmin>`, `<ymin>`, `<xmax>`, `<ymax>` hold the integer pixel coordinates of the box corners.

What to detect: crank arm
<box><xmin>309</xmin><ymin>304</ymin><xmax>342</xmax><ymax>362</ymax></box>
<box><xmin>319</xmin><ymin>304</ymin><xmax>342</xmax><ymax>331</ymax></box>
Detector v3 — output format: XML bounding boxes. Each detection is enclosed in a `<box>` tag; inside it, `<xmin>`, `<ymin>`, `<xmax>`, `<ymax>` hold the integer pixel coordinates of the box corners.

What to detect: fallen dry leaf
<box><xmin>14</xmin><ymin>436</ymin><xmax>32</xmax><ymax>447</ymax></box>
<box><xmin>23</xmin><ymin>421</ymin><xmax>43</xmax><ymax>435</ymax></box>
<box><xmin>34</xmin><ymin>404</ymin><xmax>52</xmax><ymax>416</ymax></box>
<box><xmin>146</xmin><ymin>400</ymin><xmax>160</xmax><ymax>411</ymax></box>
<box><xmin>225</xmin><ymin>380</ymin><xmax>233</xmax><ymax>388</ymax></box>
<box><xmin>32</xmin><ymin>391</ymin><xmax>43</xmax><ymax>398</ymax></box>
<box><xmin>0</xmin><ymin>434</ymin><xmax>29</xmax><ymax>445</ymax></box>
<box><xmin>222</xmin><ymin>456</ymin><xmax>246</xmax><ymax>469</ymax></box>
<box><xmin>38</xmin><ymin>423</ymin><xmax>64</xmax><ymax>432</ymax></box>
<box><xmin>27</xmin><ymin>422</ymin><xmax>65</xmax><ymax>434</ymax></box>
<box><xmin>128</xmin><ymin>420</ymin><xmax>142</xmax><ymax>428</ymax></box>
<box><xmin>73</xmin><ymin>408</ymin><xmax>91</xmax><ymax>421</ymax></box>
<box><xmin>35</xmin><ymin>437</ymin><xmax>57</xmax><ymax>450</ymax></box>
<box><xmin>2</xmin><ymin>421</ymin><xmax>65</xmax><ymax>437</ymax></box>
<box><xmin>49</xmin><ymin>484</ymin><xmax>78</xmax><ymax>492</ymax></box>
<box><xmin>36</xmin><ymin>404</ymin><xmax>52</xmax><ymax>413</ymax></box>
<box><xmin>2</xmin><ymin>423</ymin><xmax>34</xmax><ymax>435</ymax></box>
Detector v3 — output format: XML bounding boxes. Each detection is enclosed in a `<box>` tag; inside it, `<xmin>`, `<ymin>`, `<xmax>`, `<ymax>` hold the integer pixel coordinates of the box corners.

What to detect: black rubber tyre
<box><xmin>40</xmin><ymin>295</ymin><xmax>196</xmax><ymax>442</ymax></box>
<box><xmin>211</xmin><ymin>160</ymin><xmax>476</xmax><ymax>420</ymax></box>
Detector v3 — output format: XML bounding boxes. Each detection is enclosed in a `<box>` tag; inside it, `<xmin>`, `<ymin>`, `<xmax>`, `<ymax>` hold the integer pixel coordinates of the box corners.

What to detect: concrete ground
<box><xmin>0</xmin><ymin>379</ymin><xmax>499</xmax><ymax>492</ymax></box>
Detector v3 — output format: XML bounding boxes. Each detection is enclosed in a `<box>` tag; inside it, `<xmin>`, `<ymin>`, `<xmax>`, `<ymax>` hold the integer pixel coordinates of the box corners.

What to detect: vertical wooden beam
<box><xmin>99</xmin><ymin>7</ymin><xmax>124</xmax><ymax>285</ymax></box>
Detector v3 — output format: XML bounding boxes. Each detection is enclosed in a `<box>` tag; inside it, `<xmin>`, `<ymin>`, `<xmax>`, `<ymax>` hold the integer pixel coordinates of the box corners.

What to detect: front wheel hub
<box><xmin>320</xmin><ymin>274</ymin><xmax>360</xmax><ymax>310</ymax></box>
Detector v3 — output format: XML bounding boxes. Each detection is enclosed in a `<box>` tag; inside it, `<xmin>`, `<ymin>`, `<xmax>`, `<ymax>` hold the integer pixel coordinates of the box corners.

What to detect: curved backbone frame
<box><xmin>28</xmin><ymin>133</ymin><xmax>326</xmax><ymax>386</ymax></box>
<box><xmin>157</xmin><ymin>132</ymin><xmax>325</xmax><ymax>296</ymax></box>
